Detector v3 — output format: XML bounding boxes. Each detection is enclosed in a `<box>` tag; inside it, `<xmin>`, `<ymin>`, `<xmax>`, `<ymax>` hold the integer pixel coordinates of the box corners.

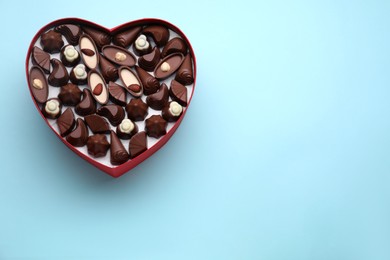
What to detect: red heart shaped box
<box><xmin>25</xmin><ymin>18</ymin><xmax>196</xmax><ymax>178</ymax></box>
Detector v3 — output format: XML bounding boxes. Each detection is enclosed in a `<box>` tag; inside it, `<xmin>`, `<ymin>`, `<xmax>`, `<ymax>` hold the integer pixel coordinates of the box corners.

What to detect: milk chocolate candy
<box><xmin>118</xmin><ymin>66</ymin><xmax>143</xmax><ymax>97</ymax></box>
<box><xmin>113</xmin><ymin>27</ymin><xmax>142</xmax><ymax>48</ymax></box>
<box><xmin>110</xmin><ymin>131</ymin><xmax>129</xmax><ymax>165</ymax></box>
<box><xmin>97</xmin><ymin>104</ymin><xmax>125</xmax><ymax>126</ymax></box>
<box><xmin>161</xmin><ymin>37</ymin><xmax>187</xmax><ymax>58</ymax></box>
<box><xmin>40</xmin><ymin>30</ymin><xmax>64</xmax><ymax>54</ymax></box>
<box><xmin>82</xmin><ymin>26</ymin><xmax>111</xmax><ymax>51</ymax></box>
<box><xmin>116</xmin><ymin>119</ymin><xmax>138</xmax><ymax>139</ymax></box>
<box><xmin>29</xmin><ymin>66</ymin><xmax>48</xmax><ymax>103</ymax></box>
<box><xmin>48</xmin><ymin>59</ymin><xmax>69</xmax><ymax>87</ymax></box>
<box><xmin>87</xmin><ymin>134</ymin><xmax>109</xmax><ymax>158</ymax></box>
<box><xmin>142</xmin><ymin>25</ymin><xmax>169</xmax><ymax>47</ymax></box>
<box><xmin>129</xmin><ymin>132</ymin><xmax>147</xmax><ymax>159</ymax></box>
<box><xmin>154</xmin><ymin>53</ymin><xmax>184</xmax><ymax>80</ymax></box>
<box><xmin>75</xmin><ymin>88</ymin><xmax>96</xmax><ymax>116</ymax></box>
<box><xmin>133</xmin><ymin>34</ymin><xmax>152</xmax><ymax>56</ymax></box>
<box><xmin>58</xmin><ymin>83</ymin><xmax>82</xmax><ymax>106</ymax></box>
<box><xmin>79</xmin><ymin>34</ymin><xmax>99</xmax><ymax>70</ymax></box>
<box><xmin>70</xmin><ymin>64</ymin><xmax>88</xmax><ymax>85</ymax></box>
<box><xmin>84</xmin><ymin>114</ymin><xmax>110</xmax><ymax>134</ymax></box>
<box><xmin>32</xmin><ymin>46</ymin><xmax>50</xmax><ymax>74</ymax></box>
<box><xmin>175</xmin><ymin>54</ymin><xmax>194</xmax><ymax>85</ymax></box>
<box><xmin>169</xmin><ymin>80</ymin><xmax>187</xmax><ymax>107</ymax></box>
<box><xmin>88</xmin><ymin>70</ymin><xmax>109</xmax><ymax>105</ymax></box>
<box><xmin>66</xmin><ymin>118</ymin><xmax>88</xmax><ymax>147</ymax></box>
<box><xmin>135</xmin><ymin>66</ymin><xmax>159</xmax><ymax>95</ymax></box>
<box><xmin>60</xmin><ymin>45</ymin><xmax>80</xmax><ymax>67</ymax></box>
<box><xmin>57</xmin><ymin>107</ymin><xmax>76</xmax><ymax>137</ymax></box>
<box><xmin>138</xmin><ymin>47</ymin><xmax>160</xmax><ymax>72</ymax></box>
<box><xmin>145</xmin><ymin>115</ymin><xmax>167</xmax><ymax>139</ymax></box>
<box><xmin>108</xmin><ymin>81</ymin><xmax>127</xmax><ymax>106</ymax></box>
<box><xmin>55</xmin><ymin>24</ymin><xmax>82</xmax><ymax>45</ymax></box>
<box><xmin>102</xmin><ymin>45</ymin><xmax>136</xmax><ymax>67</ymax></box>
<box><xmin>99</xmin><ymin>54</ymin><xmax>118</xmax><ymax>83</ymax></box>
<box><xmin>162</xmin><ymin>101</ymin><xmax>183</xmax><ymax>122</ymax></box>
<box><xmin>41</xmin><ymin>98</ymin><xmax>62</xmax><ymax>119</ymax></box>
<box><xmin>125</xmin><ymin>98</ymin><xmax>148</xmax><ymax>121</ymax></box>
<box><xmin>146</xmin><ymin>83</ymin><xmax>169</xmax><ymax>110</ymax></box>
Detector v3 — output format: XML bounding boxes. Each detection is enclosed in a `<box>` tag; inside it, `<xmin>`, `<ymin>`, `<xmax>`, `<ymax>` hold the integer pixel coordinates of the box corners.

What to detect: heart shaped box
<box><xmin>25</xmin><ymin>18</ymin><xmax>196</xmax><ymax>178</ymax></box>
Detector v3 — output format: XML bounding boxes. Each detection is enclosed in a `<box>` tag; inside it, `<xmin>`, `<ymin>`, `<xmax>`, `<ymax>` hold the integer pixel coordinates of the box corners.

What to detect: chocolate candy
<box><xmin>118</xmin><ymin>66</ymin><xmax>143</xmax><ymax>97</ymax></box>
<box><xmin>161</xmin><ymin>37</ymin><xmax>187</xmax><ymax>58</ymax></box>
<box><xmin>129</xmin><ymin>132</ymin><xmax>147</xmax><ymax>159</ymax></box>
<box><xmin>135</xmin><ymin>66</ymin><xmax>159</xmax><ymax>95</ymax></box>
<box><xmin>32</xmin><ymin>47</ymin><xmax>50</xmax><ymax>74</ymax></box>
<box><xmin>66</xmin><ymin>118</ymin><xmax>88</xmax><ymax>147</ymax></box>
<box><xmin>110</xmin><ymin>131</ymin><xmax>129</xmax><ymax>165</ymax></box>
<box><xmin>40</xmin><ymin>30</ymin><xmax>64</xmax><ymax>53</ymax></box>
<box><xmin>88</xmin><ymin>70</ymin><xmax>109</xmax><ymax>105</ymax></box>
<box><xmin>29</xmin><ymin>66</ymin><xmax>48</xmax><ymax>103</ymax></box>
<box><xmin>99</xmin><ymin>54</ymin><xmax>118</xmax><ymax>83</ymax></box>
<box><xmin>175</xmin><ymin>54</ymin><xmax>194</xmax><ymax>85</ymax></box>
<box><xmin>138</xmin><ymin>47</ymin><xmax>160</xmax><ymax>72</ymax></box>
<box><xmin>69</xmin><ymin>64</ymin><xmax>88</xmax><ymax>85</ymax></box>
<box><xmin>48</xmin><ymin>59</ymin><xmax>69</xmax><ymax>87</ymax></box>
<box><xmin>87</xmin><ymin>134</ymin><xmax>109</xmax><ymax>158</ymax></box>
<box><xmin>60</xmin><ymin>45</ymin><xmax>80</xmax><ymax>67</ymax></box>
<box><xmin>145</xmin><ymin>115</ymin><xmax>167</xmax><ymax>138</ymax></box>
<box><xmin>57</xmin><ymin>107</ymin><xmax>75</xmax><ymax>137</ymax></box>
<box><xmin>79</xmin><ymin>34</ymin><xmax>99</xmax><ymax>70</ymax></box>
<box><xmin>82</xmin><ymin>26</ymin><xmax>111</xmax><ymax>51</ymax></box>
<box><xmin>101</xmin><ymin>45</ymin><xmax>136</xmax><ymax>67</ymax></box>
<box><xmin>154</xmin><ymin>53</ymin><xmax>184</xmax><ymax>79</ymax></box>
<box><xmin>58</xmin><ymin>83</ymin><xmax>82</xmax><ymax>106</ymax></box>
<box><xmin>169</xmin><ymin>79</ymin><xmax>187</xmax><ymax>106</ymax></box>
<box><xmin>54</xmin><ymin>24</ymin><xmax>82</xmax><ymax>46</ymax></box>
<box><xmin>75</xmin><ymin>88</ymin><xmax>96</xmax><ymax>116</ymax></box>
<box><xmin>162</xmin><ymin>101</ymin><xmax>183</xmax><ymax>122</ymax></box>
<box><xmin>108</xmin><ymin>81</ymin><xmax>127</xmax><ymax>106</ymax></box>
<box><xmin>125</xmin><ymin>99</ymin><xmax>148</xmax><ymax>121</ymax></box>
<box><xmin>133</xmin><ymin>34</ymin><xmax>152</xmax><ymax>56</ymax></box>
<box><xmin>116</xmin><ymin>119</ymin><xmax>138</xmax><ymax>139</ymax></box>
<box><xmin>146</xmin><ymin>83</ymin><xmax>169</xmax><ymax>110</ymax></box>
<box><xmin>142</xmin><ymin>25</ymin><xmax>169</xmax><ymax>47</ymax></box>
<box><xmin>84</xmin><ymin>114</ymin><xmax>110</xmax><ymax>134</ymax></box>
<box><xmin>97</xmin><ymin>104</ymin><xmax>125</xmax><ymax>126</ymax></box>
<box><xmin>41</xmin><ymin>98</ymin><xmax>62</xmax><ymax>119</ymax></box>
<box><xmin>113</xmin><ymin>27</ymin><xmax>142</xmax><ymax>48</ymax></box>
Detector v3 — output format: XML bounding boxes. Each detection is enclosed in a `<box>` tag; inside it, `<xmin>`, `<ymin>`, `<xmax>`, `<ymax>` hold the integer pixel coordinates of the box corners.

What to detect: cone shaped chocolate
<box><xmin>99</xmin><ymin>54</ymin><xmax>118</xmax><ymax>83</ymax></box>
<box><xmin>135</xmin><ymin>66</ymin><xmax>159</xmax><ymax>95</ymax></box>
<box><xmin>175</xmin><ymin>54</ymin><xmax>194</xmax><ymax>85</ymax></box>
<box><xmin>110</xmin><ymin>131</ymin><xmax>129</xmax><ymax>165</ymax></box>
<box><xmin>113</xmin><ymin>27</ymin><xmax>142</xmax><ymax>48</ymax></box>
<box><xmin>82</xmin><ymin>26</ymin><xmax>111</xmax><ymax>50</ymax></box>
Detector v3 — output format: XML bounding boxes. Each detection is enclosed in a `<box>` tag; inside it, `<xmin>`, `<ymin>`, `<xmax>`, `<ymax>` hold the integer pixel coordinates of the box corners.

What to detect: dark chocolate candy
<box><xmin>113</xmin><ymin>27</ymin><xmax>142</xmax><ymax>48</ymax></box>
<box><xmin>135</xmin><ymin>66</ymin><xmax>159</xmax><ymax>95</ymax></box>
<box><xmin>175</xmin><ymin>54</ymin><xmax>194</xmax><ymax>85</ymax></box>
<box><xmin>57</xmin><ymin>107</ymin><xmax>75</xmax><ymax>137</ymax></box>
<box><xmin>48</xmin><ymin>59</ymin><xmax>69</xmax><ymax>87</ymax></box>
<box><xmin>79</xmin><ymin>34</ymin><xmax>99</xmax><ymax>70</ymax></box>
<box><xmin>146</xmin><ymin>83</ymin><xmax>169</xmax><ymax>110</ymax></box>
<box><xmin>88</xmin><ymin>70</ymin><xmax>109</xmax><ymax>105</ymax></box>
<box><xmin>87</xmin><ymin>134</ymin><xmax>109</xmax><ymax>158</ymax></box>
<box><xmin>169</xmin><ymin>80</ymin><xmax>187</xmax><ymax>107</ymax></box>
<box><xmin>101</xmin><ymin>45</ymin><xmax>136</xmax><ymax>67</ymax></box>
<box><xmin>142</xmin><ymin>25</ymin><xmax>169</xmax><ymax>47</ymax></box>
<box><xmin>162</xmin><ymin>101</ymin><xmax>183</xmax><ymax>122</ymax></box>
<box><xmin>32</xmin><ymin>46</ymin><xmax>50</xmax><ymax>74</ymax></box>
<box><xmin>66</xmin><ymin>118</ymin><xmax>88</xmax><ymax>147</ymax></box>
<box><xmin>161</xmin><ymin>37</ymin><xmax>187</xmax><ymax>58</ymax></box>
<box><xmin>110</xmin><ymin>131</ymin><xmax>129</xmax><ymax>165</ymax></box>
<box><xmin>29</xmin><ymin>66</ymin><xmax>48</xmax><ymax>103</ymax></box>
<box><xmin>55</xmin><ymin>24</ymin><xmax>82</xmax><ymax>45</ymax></box>
<box><xmin>133</xmin><ymin>34</ymin><xmax>152</xmax><ymax>56</ymax></box>
<box><xmin>125</xmin><ymin>98</ymin><xmax>148</xmax><ymax>121</ymax></box>
<box><xmin>70</xmin><ymin>64</ymin><xmax>88</xmax><ymax>85</ymax></box>
<box><xmin>75</xmin><ymin>88</ymin><xmax>96</xmax><ymax>116</ymax></box>
<box><xmin>97</xmin><ymin>104</ymin><xmax>125</xmax><ymax>126</ymax></box>
<box><xmin>116</xmin><ymin>119</ymin><xmax>138</xmax><ymax>140</ymax></box>
<box><xmin>145</xmin><ymin>115</ymin><xmax>167</xmax><ymax>138</ymax></box>
<box><xmin>108</xmin><ymin>81</ymin><xmax>127</xmax><ymax>106</ymax></box>
<box><xmin>82</xmin><ymin>26</ymin><xmax>111</xmax><ymax>51</ymax></box>
<box><xmin>58</xmin><ymin>83</ymin><xmax>82</xmax><ymax>106</ymax></box>
<box><xmin>129</xmin><ymin>132</ymin><xmax>147</xmax><ymax>159</ymax></box>
<box><xmin>41</xmin><ymin>98</ymin><xmax>62</xmax><ymax>119</ymax></box>
<box><xmin>99</xmin><ymin>54</ymin><xmax>118</xmax><ymax>83</ymax></box>
<box><xmin>154</xmin><ymin>53</ymin><xmax>184</xmax><ymax>79</ymax></box>
<box><xmin>84</xmin><ymin>114</ymin><xmax>110</xmax><ymax>134</ymax></box>
<box><xmin>138</xmin><ymin>46</ymin><xmax>160</xmax><ymax>72</ymax></box>
<box><xmin>118</xmin><ymin>66</ymin><xmax>143</xmax><ymax>97</ymax></box>
<box><xmin>60</xmin><ymin>45</ymin><xmax>80</xmax><ymax>67</ymax></box>
<box><xmin>40</xmin><ymin>30</ymin><xmax>64</xmax><ymax>54</ymax></box>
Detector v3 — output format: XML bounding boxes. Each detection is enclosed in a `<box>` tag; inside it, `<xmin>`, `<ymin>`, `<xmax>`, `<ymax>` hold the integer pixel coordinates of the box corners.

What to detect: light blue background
<box><xmin>1</xmin><ymin>0</ymin><xmax>390</xmax><ymax>259</ymax></box>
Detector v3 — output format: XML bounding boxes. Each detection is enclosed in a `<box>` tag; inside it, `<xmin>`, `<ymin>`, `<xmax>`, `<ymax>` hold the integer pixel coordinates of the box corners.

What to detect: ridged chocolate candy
<box><xmin>113</xmin><ymin>27</ymin><xmax>142</xmax><ymax>48</ymax></box>
<box><xmin>55</xmin><ymin>24</ymin><xmax>82</xmax><ymax>45</ymax></box>
<box><xmin>129</xmin><ymin>132</ymin><xmax>147</xmax><ymax>159</ymax></box>
<box><xmin>110</xmin><ymin>131</ymin><xmax>129</xmax><ymax>165</ymax></box>
<box><xmin>32</xmin><ymin>46</ymin><xmax>50</xmax><ymax>74</ymax></box>
<box><xmin>135</xmin><ymin>66</ymin><xmax>159</xmax><ymax>95</ymax></box>
<box><xmin>146</xmin><ymin>83</ymin><xmax>169</xmax><ymax>110</ymax></box>
<box><xmin>66</xmin><ymin>118</ymin><xmax>88</xmax><ymax>147</ymax></box>
<box><xmin>97</xmin><ymin>104</ymin><xmax>125</xmax><ymax>126</ymax></box>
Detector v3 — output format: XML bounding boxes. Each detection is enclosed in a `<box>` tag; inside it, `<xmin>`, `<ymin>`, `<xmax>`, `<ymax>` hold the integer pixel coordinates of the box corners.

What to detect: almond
<box><xmin>128</xmin><ymin>84</ymin><xmax>141</xmax><ymax>93</ymax></box>
<box><xmin>81</xmin><ymin>48</ymin><xmax>95</xmax><ymax>56</ymax></box>
<box><xmin>93</xmin><ymin>83</ymin><xmax>103</xmax><ymax>95</ymax></box>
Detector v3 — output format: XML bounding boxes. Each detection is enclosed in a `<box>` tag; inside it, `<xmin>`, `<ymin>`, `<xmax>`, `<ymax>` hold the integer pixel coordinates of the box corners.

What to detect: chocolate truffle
<box><xmin>60</xmin><ymin>45</ymin><xmax>80</xmax><ymax>67</ymax></box>
<box><xmin>154</xmin><ymin>53</ymin><xmax>184</xmax><ymax>80</ymax></box>
<box><xmin>87</xmin><ymin>134</ymin><xmax>109</xmax><ymax>158</ymax></box>
<box><xmin>162</xmin><ymin>101</ymin><xmax>183</xmax><ymax>122</ymax></box>
<box><xmin>145</xmin><ymin>115</ymin><xmax>167</xmax><ymax>138</ymax></box>
<box><xmin>169</xmin><ymin>80</ymin><xmax>187</xmax><ymax>107</ymax></box>
<box><xmin>57</xmin><ymin>107</ymin><xmax>75</xmax><ymax>137</ymax></box>
<box><xmin>66</xmin><ymin>118</ymin><xmax>88</xmax><ymax>147</ymax></box>
<box><xmin>125</xmin><ymin>99</ymin><xmax>148</xmax><ymax>121</ymax></box>
<box><xmin>88</xmin><ymin>70</ymin><xmax>109</xmax><ymax>105</ymax></box>
<box><xmin>142</xmin><ymin>25</ymin><xmax>169</xmax><ymax>47</ymax></box>
<box><xmin>40</xmin><ymin>30</ymin><xmax>64</xmax><ymax>53</ymax></box>
<box><xmin>175</xmin><ymin>54</ymin><xmax>194</xmax><ymax>85</ymax></box>
<box><xmin>70</xmin><ymin>64</ymin><xmax>88</xmax><ymax>85</ymax></box>
<box><xmin>118</xmin><ymin>66</ymin><xmax>143</xmax><ymax>97</ymax></box>
<box><xmin>133</xmin><ymin>34</ymin><xmax>152</xmax><ymax>56</ymax></box>
<box><xmin>110</xmin><ymin>131</ymin><xmax>129</xmax><ymax>165</ymax></box>
<box><xmin>108</xmin><ymin>81</ymin><xmax>127</xmax><ymax>106</ymax></box>
<box><xmin>116</xmin><ymin>119</ymin><xmax>138</xmax><ymax>139</ymax></box>
<box><xmin>32</xmin><ymin>46</ymin><xmax>50</xmax><ymax>74</ymax></box>
<box><xmin>82</xmin><ymin>26</ymin><xmax>111</xmax><ymax>51</ymax></box>
<box><xmin>79</xmin><ymin>34</ymin><xmax>99</xmax><ymax>70</ymax></box>
<box><xmin>138</xmin><ymin>47</ymin><xmax>160</xmax><ymax>72</ymax></box>
<box><xmin>55</xmin><ymin>24</ymin><xmax>82</xmax><ymax>45</ymax></box>
<box><xmin>75</xmin><ymin>89</ymin><xmax>96</xmax><ymax>116</ymax></box>
<box><xmin>135</xmin><ymin>66</ymin><xmax>159</xmax><ymax>95</ymax></box>
<box><xmin>112</xmin><ymin>26</ymin><xmax>142</xmax><ymax>48</ymax></box>
<box><xmin>58</xmin><ymin>83</ymin><xmax>82</xmax><ymax>106</ymax></box>
<box><xmin>48</xmin><ymin>59</ymin><xmax>69</xmax><ymax>87</ymax></box>
<box><xmin>129</xmin><ymin>132</ymin><xmax>147</xmax><ymax>159</ymax></box>
<box><xmin>161</xmin><ymin>37</ymin><xmax>187</xmax><ymax>58</ymax></box>
<box><xmin>102</xmin><ymin>45</ymin><xmax>136</xmax><ymax>67</ymax></box>
<box><xmin>41</xmin><ymin>98</ymin><xmax>62</xmax><ymax>119</ymax></box>
<box><xmin>29</xmin><ymin>66</ymin><xmax>48</xmax><ymax>104</ymax></box>
<box><xmin>99</xmin><ymin>54</ymin><xmax>118</xmax><ymax>83</ymax></box>
<box><xmin>97</xmin><ymin>104</ymin><xmax>125</xmax><ymax>126</ymax></box>
<box><xmin>84</xmin><ymin>114</ymin><xmax>111</xmax><ymax>134</ymax></box>
<box><xmin>146</xmin><ymin>83</ymin><xmax>169</xmax><ymax>110</ymax></box>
